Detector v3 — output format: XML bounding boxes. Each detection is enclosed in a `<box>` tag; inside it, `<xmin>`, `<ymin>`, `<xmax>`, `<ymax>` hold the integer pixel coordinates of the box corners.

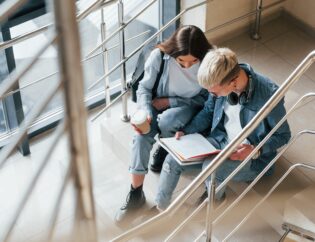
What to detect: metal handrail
<box><xmin>86</xmin><ymin>0</ymin><xmax>158</xmax><ymax>58</ymax></box>
<box><xmin>91</xmin><ymin>0</ymin><xmax>286</xmax><ymax>122</ymax></box>
<box><xmin>53</xmin><ymin>0</ymin><xmax>97</xmax><ymax>239</ymax></box>
<box><xmin>223</xmin><ymin>163</ymin><xmax>315</xmax><ymax>241</ymax></box>
<box><xmin>0</xmin><ymin>0</ymin><xmax>117</xmax><ymax>51</ymax></box>
<box><xmin>194</xmin><ymin>231</ymin><xmax>205</xmax><ymax>242</ymax></box>
<box><xmin>87</xmin><ymin>0</ymin><xmax>208</xmax><ymax>89</ymax></box>
<box><xmin>0</xmin><ymin>81</ymin><xmax>62</xmax><ymax>169</ymax></box>
<box><xmin>0</xmin><ymin>0</ymin><xmax>28</xmax><ymax>23</ymax></box>
<box><xmin>91</xmin><ymin>86</ymin><xmax>128</xmax><ymax>121</ymax></box>
<box><xmin>205</xmin><ymin>0</ymin><xmax>285</xmax><ymax>34</ymax></box>
<box><xmin>82</xmin><ymin>0</ymin><xmax>285</xmax><ymax>123</ymax></box>
<box><xmin>3</xmin><ymin>121</ymin><xmax>66</xmax><ymax>241</ymax></box>
<box><xmin>1</xmin><ymin>0</ymin><xmax>285</xmax><ymax>123</ymax></box>
<box><xmin>165</xmin><ymin>92</ymin><xmax>315</xmax><ymax>240</ymax></box>
<box><xmin>0</xmin><ymin>1</ymin><xmax>96</xmax><ymax>241</ymax></box>
<box><xmin>214</xmin><ymin>130</ymin><xmax>315</xmax><ymax>225</ymax></box>
<box><xmin>195</xmin><ymin>161</ymin><xmax>315</xmax><ymax>242</ymax></box>
<box><xmin>0</xmin><ymin>34</ymin><xmax>57</xmax><ymax>99</ymax></box>
<box><xmin>0</xmin><ymin>0</ymin><xmax>286</xmax><ymax>113</ymax></box>
<box><xmin>170</xmin><ymin>129</ymin><xmax>315</xmax><ymax>241</ymax></box>
<box><xmin>0</xmin><ymin>25</ymin><xmax>51</xmax><ymax>51</ymax></box>
<box><xmin>111</xmin><ymin>51</ymin><xmax>315</xmax><ymax>241</ymax></box>
<box><xmin>165</xmin><ymin>199</ymin><xmax>208</xmax><ymax>241</ymax></box>
<box><xmin>77</xmin><ymin>0</ymin><xmax>117</xmax><ymax>22</ymax></box>
<box><xmin>0</xmin><ymin>29</ymin><xmax>150</xmax><ymax>101</ymax></box>
<box><xmin>82</xmin><ymin>29</ymin><xmax>151</xmax><ymax>62</ymax></box>
<box><xmin>214</xmin><ymin>93</ymin><xmax>315</xmax><ymax>196</ymax></box>
<box><xmin>89</xmin><ymin>0</ymin><xmax>208</xmax><ymax>120</ymax></box>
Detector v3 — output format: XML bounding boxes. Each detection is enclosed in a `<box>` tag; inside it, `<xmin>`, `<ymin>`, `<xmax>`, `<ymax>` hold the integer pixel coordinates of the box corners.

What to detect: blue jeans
<box><xmin>155</xmin><ymin>153</ymin><xmax>259</xmax><ymax>209</ymax></box>
<box><xmin>129</xmin><ymin>105</ymin><xmax>199</xmax><ymax>174</ymax></box>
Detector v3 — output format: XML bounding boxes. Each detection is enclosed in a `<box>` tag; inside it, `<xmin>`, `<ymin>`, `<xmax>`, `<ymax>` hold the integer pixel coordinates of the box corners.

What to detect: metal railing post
<box><xmin>158</xmin><ymin>0</ymin><xmax>163</xmax><ymax>42</ymax></box>
<box><xmin>101</xmin><ymin>8</ymin><xmax>111</xmax><ymax>117</ymax></box>
<box><xmin>205</xmin><ymin>172</ymin><xmax>216</xmax><ymax>242</ymax></box>
<box><xmin>53</xmin><ymin>0</ymin><xmax>97</xmax><ymax>241</ymax></box>
<box><xmin>252</xmin><ymin>0</ymin><xmax>263</xmax><ymax>40</ymax></box>
<box><xmin>117</xmin><ymin>0</ymin><xmax>130</xmax><ymax>122</ymax></box>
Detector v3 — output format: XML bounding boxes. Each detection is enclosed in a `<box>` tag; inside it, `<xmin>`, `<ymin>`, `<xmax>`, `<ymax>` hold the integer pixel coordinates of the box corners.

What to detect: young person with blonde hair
<box><xmin>154</xmin><ymin>47</ymin><xmax>291</xmax><ymax>210</ymax></box>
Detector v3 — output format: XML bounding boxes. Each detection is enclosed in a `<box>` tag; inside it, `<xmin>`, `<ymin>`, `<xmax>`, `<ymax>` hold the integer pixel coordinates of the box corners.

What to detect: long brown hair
<box><xmin>157</xmin><ymin>25</ymin><xmax>213</xmax><ymax>61</ymax></box>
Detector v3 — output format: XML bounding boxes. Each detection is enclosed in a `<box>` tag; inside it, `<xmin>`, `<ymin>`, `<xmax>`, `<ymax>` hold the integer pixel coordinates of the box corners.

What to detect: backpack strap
<box><xmin>152</xmin><ymin>51</ymin><xmax>165</xmax><ymax>99</ymax></box>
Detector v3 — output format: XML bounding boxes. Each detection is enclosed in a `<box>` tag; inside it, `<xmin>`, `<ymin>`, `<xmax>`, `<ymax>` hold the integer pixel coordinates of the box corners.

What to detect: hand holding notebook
<box><xmin>158</xmin><ymin>133</ymin><xmax>220</xmax><ymax>165</ymax></box>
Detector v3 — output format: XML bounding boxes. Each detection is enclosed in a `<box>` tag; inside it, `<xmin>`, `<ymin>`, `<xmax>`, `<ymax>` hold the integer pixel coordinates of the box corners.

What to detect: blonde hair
<box><xmin>198</xmin><ymin>47</ymin><xmax>239</xmax><ymax>88</ymax></box>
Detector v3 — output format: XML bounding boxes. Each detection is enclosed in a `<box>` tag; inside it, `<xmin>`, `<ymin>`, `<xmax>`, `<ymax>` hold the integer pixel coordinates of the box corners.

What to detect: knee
<box><xmin>133</xmin><ymin>132</ymin><xmax>155</xmax><ymax>146</ymax></box>
<box><xmin>157</xmin><ymin>117</ymin><xmax>172</xmax><ymax>137</ymax></box>
<box><xmin>158</xmin><ymin>115</ymin><xmax>183</xmax><ymax>137</ymax></box>
<box><xmin>162</xmin><ymin>155</ymin><xmax>182</xmax><ymax>175</ymax></box>
<box><xmin>202</xmin><ymin>159</ymin><xmax>212</xmax><ymax>170</ymax></box>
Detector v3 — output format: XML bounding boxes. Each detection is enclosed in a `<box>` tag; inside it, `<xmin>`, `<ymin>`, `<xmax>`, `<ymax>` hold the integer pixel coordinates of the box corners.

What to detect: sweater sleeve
<box><xmin>183</xmin><ymin>95</ymin><xmax>215</xmax><ymax>134</ymax></box>
<box><xmin>136</xmin><ymin>49</ymin><xmax>162</xmax><ymax>117</ymax></box>
<box><xmin>260</xmin><ymin>97</ymin><xmax>291</xmax><ymax>154</ymax></box>
<box><xmin>168</xmin><ymin>88</ymin><xmax>209</xmax><ymax>109</ymax></box>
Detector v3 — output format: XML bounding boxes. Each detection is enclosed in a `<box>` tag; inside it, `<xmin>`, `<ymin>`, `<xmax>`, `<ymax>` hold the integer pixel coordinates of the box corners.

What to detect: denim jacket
<box><xmin>136</xmin><ymin>48</ymin><xmax>208</xmax><ymax>117</ymax></box>
<box><xmin>183</xmin><ymin>64</ymin><xmax>291</xmax><ymax>174</ymax></box>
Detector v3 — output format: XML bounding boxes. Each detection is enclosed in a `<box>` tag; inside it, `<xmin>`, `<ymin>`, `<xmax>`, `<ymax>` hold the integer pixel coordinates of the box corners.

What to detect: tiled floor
<box><xmin>1</xmin><ymin>15</ymin><xmax>315</xmax><ymax>242</ymax></box>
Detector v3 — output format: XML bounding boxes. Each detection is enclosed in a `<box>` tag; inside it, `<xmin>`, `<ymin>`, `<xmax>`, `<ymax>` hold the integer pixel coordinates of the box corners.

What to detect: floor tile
<box><xmin>219</xmin><ymin>33</ymin><xmax>263</xmax><ymax>56</ymax></box>
<box><xmin>258</xmin><ymin>16</ymin><xmax>295</xmax><ymax>43</ymax></box>
<box><xmin>263</xmin><ymin>27</ymin><xmax>315</xmax><ymax>68</ymax></box>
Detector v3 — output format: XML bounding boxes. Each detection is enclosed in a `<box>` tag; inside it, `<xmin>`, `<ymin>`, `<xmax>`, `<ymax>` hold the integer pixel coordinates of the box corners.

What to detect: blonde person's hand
<box><xmin>152</xmin><ymin>98</ymin><xmax>170</xmax><ymax>111</ymax></box>
<box><xmin>175</xmin><ymin>131</ymin><xmax>185</xmax><ymax>140</ymax></box>
<box><xmin>131</xmin><ymin>115</ymin><xmax>152</xmax><ymax>135</ymax></box>
<box><xmin>229</xmin><ymin>143</ymin><xmax>255</xmax><ymax>161</ymax></box>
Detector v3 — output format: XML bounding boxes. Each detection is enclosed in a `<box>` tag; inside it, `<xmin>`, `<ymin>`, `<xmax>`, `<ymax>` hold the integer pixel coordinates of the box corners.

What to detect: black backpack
<box><xmin>130</xmin><ymin>43</ymin><xmax>165</xmax><ymax>103</ymax></box>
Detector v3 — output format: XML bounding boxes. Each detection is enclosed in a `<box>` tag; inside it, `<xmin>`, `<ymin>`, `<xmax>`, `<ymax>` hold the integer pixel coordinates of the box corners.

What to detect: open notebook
<box><xmin>158</xmin><ymin>133</ymin><xmax>220</xmax><ymax>166</ymax></box>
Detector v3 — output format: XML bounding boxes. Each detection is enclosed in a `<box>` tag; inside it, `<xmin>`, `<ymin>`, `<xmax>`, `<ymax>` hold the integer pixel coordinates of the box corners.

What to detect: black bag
<box><xmin>130</xmin><ymin>43</ymin><xmax>165</xmax><ymax>103</ymax></box>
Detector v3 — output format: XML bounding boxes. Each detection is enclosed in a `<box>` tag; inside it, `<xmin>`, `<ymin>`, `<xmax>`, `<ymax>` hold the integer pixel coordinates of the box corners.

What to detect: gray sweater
<box><xmin>136</xmin><ymin>48</ymin><xmax>208</xmax><ymax>117</ymax></box>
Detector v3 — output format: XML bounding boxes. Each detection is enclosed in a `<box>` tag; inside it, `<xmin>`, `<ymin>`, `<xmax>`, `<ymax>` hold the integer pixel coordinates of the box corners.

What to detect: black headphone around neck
<box><xmin>227</xmin><ymin>70</ymin><xmax>253</xmax><ymax>106</ymax></box>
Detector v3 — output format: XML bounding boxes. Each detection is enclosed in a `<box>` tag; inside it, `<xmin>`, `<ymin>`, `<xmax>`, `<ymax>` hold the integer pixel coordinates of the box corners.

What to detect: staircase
<box><xmin>97</xmin><ymin>96</ymin><xmax>312</xmax><ymax>241</ymax></box>
<box><xmin>282</xmin><ymin>186</ymin><xmax>315</xmax><ymax>241</ymax></box>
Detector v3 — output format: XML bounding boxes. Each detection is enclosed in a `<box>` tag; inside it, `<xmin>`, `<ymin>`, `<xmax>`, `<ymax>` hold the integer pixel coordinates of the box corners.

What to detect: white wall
<box><xmin>180</xmin><ymin>0</ymin><xmax>207</xmax><ymax>31</ymax></box>
<box><xmin>284</xmin><ymin>0</ymin><xmax>315</xmax><ymax>28</ymax></box>
<box><xmin>205</xmin><ymin>0</ymin><xmax>285</xmax><ymax>43</ymax></box>
<box><xmin>181</xmin><ymin>0</ymin><xmax>315</xmax><ymax>43</ymax></box>
<box><xmin>181</xmin><ymin>0</ymin><xmax>285</xmax><ymax>43</ymax></box>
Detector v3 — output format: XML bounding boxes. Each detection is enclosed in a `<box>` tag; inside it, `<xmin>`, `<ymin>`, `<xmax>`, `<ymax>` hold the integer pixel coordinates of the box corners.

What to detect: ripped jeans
<box><xmin>155</xmin><ymin>152</ymin><xmax>258</xmax><ymax>210</ymax></box>
<box><xmin>129</xmin><ymin>105</ymin><xmax>199</xmax><ymax>174</ymax></box>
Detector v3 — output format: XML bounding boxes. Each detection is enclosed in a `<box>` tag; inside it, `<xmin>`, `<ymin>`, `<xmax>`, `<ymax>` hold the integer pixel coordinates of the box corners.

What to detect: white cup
<box><xmin>131</xmin><ymin>110</ymin><xmax>150</xmax><ymax>134</ymax></box>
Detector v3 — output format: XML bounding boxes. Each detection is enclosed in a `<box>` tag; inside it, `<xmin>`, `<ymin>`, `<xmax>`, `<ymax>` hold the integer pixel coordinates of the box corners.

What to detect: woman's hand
<box><xmin>229</xmin><ymin>143</ymin><xmax>255</xmax><ymax>161</ymax></box>
<box><xmin>152</xmin><ymin>98</ymin><xmax>170</xmax><ymax>111</ymax></box>
<box><xmin>131</xmin><ymin>115</ymin><xmax>152</xmax><ymax>135</ymax></box>
<box><xmin>175</xmin><ymin>131</ymin><xmax>185</xmax><ymax>140</ymax></box>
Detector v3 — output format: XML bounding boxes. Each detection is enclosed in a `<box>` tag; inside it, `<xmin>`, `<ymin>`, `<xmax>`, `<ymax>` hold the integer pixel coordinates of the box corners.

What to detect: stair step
<box><xmin>208</xmin><ymin>184</ymin><xmax>280</xmax><ymax>241</ymax></box>
<box><xmin>284</xmin><ymin>185</ymin><xmax>315</xmax><ymax>237</ymax></box>
<box><xmin>228</xmin><ymin>181</ymin><xmax>283</xmax><ymax>234</ymax></box>
<box><xmin>97</xmin><ymin>99</ymin><xmax>295</xmax><ymax>242</ymax></box>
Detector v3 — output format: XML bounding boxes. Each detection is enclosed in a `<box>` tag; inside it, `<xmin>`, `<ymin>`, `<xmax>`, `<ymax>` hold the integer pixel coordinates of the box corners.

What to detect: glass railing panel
<box><xmin>0</xmin><ymin>0</ymin><xmax>160</xmax><ymax>144</ymax></box>
<box><xmin>79</xmin><ymin>0</ymin><xmax>159</xmax><ymax>94</ymax></box>
<box><xmin>0</xmin><ymin>35</ymin><xmax>10</xmax><ymax>136</ymax></box>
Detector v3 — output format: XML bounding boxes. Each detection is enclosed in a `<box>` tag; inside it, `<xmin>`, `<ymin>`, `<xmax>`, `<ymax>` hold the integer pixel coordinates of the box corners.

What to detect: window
<box><xmin>0</xmin><ymin>0</ymin><xmax>161</xmax><ymax>147</ymax></box>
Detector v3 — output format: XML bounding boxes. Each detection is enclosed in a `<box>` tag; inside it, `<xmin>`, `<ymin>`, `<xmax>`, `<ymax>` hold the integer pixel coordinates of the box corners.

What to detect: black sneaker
<box><xmin>196</xmin><ymin>190</ymin><xmax>208</xmax><ymax>207</ymax></box>
<box><xmin>150</xmin><ymin>146</ymin><xmax>168</xmax><ymax>173</ymax></box>
<box><xmin>115</xmin><ymin>185</ymin><xmax>146</xmax><ymax>225</ymax></box>
<box><xmin>191</xmin><ymin>191</ymin><xmax>227</xmax><ymax>222</ymax></box>
<box><xmin>196</xmin><ymin>190</ymin><xmax>227</xmax><ymax>209</ymax></box>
